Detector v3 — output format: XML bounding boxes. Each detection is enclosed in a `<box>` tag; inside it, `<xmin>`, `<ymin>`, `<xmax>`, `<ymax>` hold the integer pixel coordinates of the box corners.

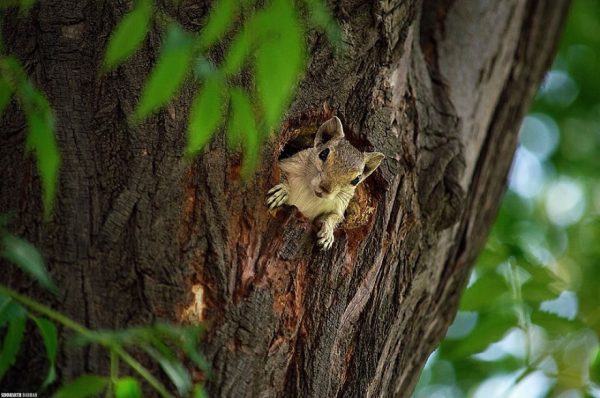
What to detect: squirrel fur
<box><xmin>267</xmin><ymin>116</ymin><xmax>384</xmax><ymax>250</ymax></box>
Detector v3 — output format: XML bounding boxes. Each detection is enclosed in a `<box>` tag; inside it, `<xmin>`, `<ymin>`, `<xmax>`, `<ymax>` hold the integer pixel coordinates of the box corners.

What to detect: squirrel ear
<box><xmin>314</xmin><ymin>116</ymin><xmax>344</xmax><ymax>147</ymax></box>
<box><xmin>362</xmin><ymin>152</ymin><xmax>385</xmax><ymax>178</ymax></box>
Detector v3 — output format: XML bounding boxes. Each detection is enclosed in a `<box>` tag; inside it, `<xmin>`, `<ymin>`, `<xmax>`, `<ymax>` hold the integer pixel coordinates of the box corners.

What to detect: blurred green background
<box><xmin>414</xmin><ymin>0</ymin><xmax>600</xmax><ymax>397</ymax></box>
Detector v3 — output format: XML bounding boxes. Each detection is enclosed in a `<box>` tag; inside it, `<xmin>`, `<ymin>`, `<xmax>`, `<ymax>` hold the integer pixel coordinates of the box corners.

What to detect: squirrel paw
<box><xmin>267</xmin><ymin>184</ymin><xmax>288</xmax><ymax>209</ymax></box>
<box><xmin>317</xmin><ymin>225</ymin><xmax>335</xmax><ymax>250</ymax></box>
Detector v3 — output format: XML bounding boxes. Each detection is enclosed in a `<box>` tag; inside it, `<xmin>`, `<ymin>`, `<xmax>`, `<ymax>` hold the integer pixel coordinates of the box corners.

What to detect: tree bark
<box><xmin>0</xmin><ymin>0</ymin><xmax>569</xmax><ymax>396</ymax></box>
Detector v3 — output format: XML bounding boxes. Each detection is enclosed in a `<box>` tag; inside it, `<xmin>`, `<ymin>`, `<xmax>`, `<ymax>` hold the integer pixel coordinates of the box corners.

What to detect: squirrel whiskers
<box><xmin>267</xmin><ymin>117</ymin><xmax>384</xmax><ymax>250</ymax></box>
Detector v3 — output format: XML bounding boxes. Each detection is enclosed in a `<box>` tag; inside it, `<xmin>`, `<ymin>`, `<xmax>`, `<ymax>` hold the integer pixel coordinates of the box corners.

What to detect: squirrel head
<box><xmin>308</xmin><ymin>116</ymin><xmax>384</xmax><ymax>200</ymax></box>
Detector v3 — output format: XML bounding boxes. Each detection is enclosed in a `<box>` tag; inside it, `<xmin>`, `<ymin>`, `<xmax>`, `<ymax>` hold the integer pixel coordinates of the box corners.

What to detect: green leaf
<box><xmin>0</xmin><ymin>315</ymin><xmax>26</xmax><ymax>380</ymax></box>
<box><xmin>32</xmin><ymin>316</ymin><xmax>58</xmax><ymax>387</ymax></box>
<box><xmin>229</xmin><ymin>88</ymin><xmax>259</xmax><ymax>176</ymax></box>
<box><xmin>0</xmin><ymin>296</ymin><xmax>26</xmax><ymax>328</ymax></box>
<box><xmin>53</xmin><ymin>375</ymin><xmax>108</xmax><ymax>398</ymax></box>
<box><xmin>75</xmin><ymin>325</ymin><xmax>159</xmax><ymax>349</ymax></box>
<box><xmin>254</xmin><ymin>0</ymin><xmax>305</xmax><ymax>129</ymax></box>
<box><xmin>6</xmin><ymin>60</ymin><xmax>61</xmax><ymax>219</ymax></box>
<box><xmin>1</xmin><ymin>233</ymin><xmax>58</xmax><ymax>293</ymax></box>
<box><xmin>460</xmin><ymin>273</ymin><xmax>509</xmax><ymax>311</ymax></box>
<box><xmin>80</xmin><ymin>323</ymin><xmax>193</xmax><ymax>395</ymax></box>
<box><xmin>222</xmin><ymin>27</ymin><xmax>252</xmax><ymax>76</ymax></box>
<box><xmin>227</xmin><ymin>88</ymin><xmax>248</xmax><ymax>148</ymax></box>
<box><xmin>193</xmin><ymin>384</ymin><xmax>208</xmax><ymax>398</ymax></box>
<box><xmin>0</xmin><ymin>0</ymin><xmax>33</xmax><ymax>9</ymax></box>
<box><xmin>104</xmin><ymin>0</ymin><xmax>153</xmax><ymax>70</ymax></box>
<box><xmin>520</xmin><ymin>261</ymin><xmax>557</xmax><ymax>286</ymax></box>
<box><xmin>18</xmin><ymin>0</ymin><xmax>36</xmax><ymax>13</ymax></box>
<box><xmin>531</xmin><ymin>309</ymin><xmax>583</xmax><ymax>336</ymax></box>
<box><xmin>521</xmin><ymin>280</ymin><xmax>559</xmax><ymax>303</ymax></box>
<box><xmin>144</xmin><ymin>346</ymin><xmax>192</xmax><ymax>396</ymax></box>
<box><xmin>1</xmin><ymin>56</ymin><xmax>61</xmax><ymax>219</ymax></box>
<box><xmin>0</xmin><ymin>77</ymin><xmax>13</xmax><ymax>115</ymax></box>
<box><xmin>449</xmin><ymin>356</ymin><xmax>522</xmax><ymax>393</ymax></box>
<box><xmin>24</xmin><ymin>94</ymin><xmax>61</xmax><ymax>220</ymax></box>
<box><xmin>133</xmin><ymin>25</ymin><xmax>193</xmax><ymax>121</ymax></box>
<box><xmin>303</xmin><ymin>0</ymin><xmax>342</xmax><ymax>46</ymax></box>
<box><xmin>32</xmin><ymin>317</ymin><xmax>57</xmax><ymax>362</ymax></box>
<box><xmin>0</xmin><ymin>0</ymin><xmax>22</xmax><ymax>8</ymax></box>
<box><xmin>554</xmin><ymin>330</ymin><xmax>598</xmax><ymax>390</ymax></box>
<box><xmin>475</xmin><ymin>244</ymin><xmax>506</xmax><ymax>271</ymax></box>
<box><xmin>115</xmin><ymin>377</ymin><xmax>142</xmax><ymax>398</ymax></box>
<box><xmin>186</xmin><ymin>75</ymin><xmax>226</xmax><ymax>156</ymax></box>
<box><xmin>591</xmin><ymin>348</ymin><xmax>600</xmax><ymax>384</ymax></box>
<box><xmin>43</xmin><ymin>367</ymin><xmax>57</xmax><ymax>390</ymax></box>
<box><xmin>218</xmin><ymin>0</ymin><xmax>308</xmax><ymax>166</ymax></box>
<box><xmin>154</xmin><ymin>323</ymin><xmax>210</xmax><ymax>375</ymax></box>
<box><xmin>441</xmin><ymin>312</ymin><xmax>515</xmax><ymax>359</ymax></box>
<box><xmin>199</xmin><ymin>0</ymin><xmax>239</xmax><ymax>49</ymax></box>
<box><xmin>76</xmin><ymin>327</ymin><xmax>153</xmax><ymax>349</ymax></box>
<box><xmin>0</xmin><ymin>214</ymin><xmax>10</xmax><ymax>228</ymax></box>
<box><xmin>1</xmin><ymin>233</ymin><xmax>57</xmax><ymax>293</ymax></box>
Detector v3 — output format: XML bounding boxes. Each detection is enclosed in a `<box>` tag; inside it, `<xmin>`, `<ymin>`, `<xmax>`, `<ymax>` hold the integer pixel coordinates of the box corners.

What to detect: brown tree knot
<box><xmin>420</xmin><ymin>150</ymin><xmax>466</xmax><ymax>231</ymax></box>
<box><xmin>267</xmin><ymin>116</ymin><xmax>385</xmax><ymax>250</ymax></box>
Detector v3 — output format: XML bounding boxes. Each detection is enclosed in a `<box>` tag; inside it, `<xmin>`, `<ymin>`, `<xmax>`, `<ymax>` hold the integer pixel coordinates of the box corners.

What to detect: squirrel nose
<box><xmin>319</xmin><ymin>183</ymin><xmax>332</xmax><ymax>194</ymax></box>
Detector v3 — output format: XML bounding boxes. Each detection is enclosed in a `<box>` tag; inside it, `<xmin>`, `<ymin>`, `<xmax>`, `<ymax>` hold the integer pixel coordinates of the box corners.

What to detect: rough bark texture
<box><xmin>0</xmin><ymin>0</ymin><xmax>569</xmax><ymax>396</ymax></box>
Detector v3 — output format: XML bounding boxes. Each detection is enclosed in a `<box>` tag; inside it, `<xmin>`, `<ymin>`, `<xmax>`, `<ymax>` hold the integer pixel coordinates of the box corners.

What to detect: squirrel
<box><xmin>267</xmin><ymin>116</ymin><xmax>385</xmax><ymax>250</ymax></box>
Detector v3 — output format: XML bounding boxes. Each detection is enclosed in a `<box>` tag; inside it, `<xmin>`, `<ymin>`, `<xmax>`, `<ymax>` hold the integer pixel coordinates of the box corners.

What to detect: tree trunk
<box><xmin>0</xmin><ymin>0</ymin><xmax>569</xmax><ymax>396</ymax></box>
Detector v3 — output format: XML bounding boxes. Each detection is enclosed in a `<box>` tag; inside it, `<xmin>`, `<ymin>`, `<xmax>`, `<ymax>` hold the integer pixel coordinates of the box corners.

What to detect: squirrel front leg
<box><xmin>317</xmin><ymin>213</ymin><xmax>343</xmax><ymax>250</ymax></box>
<box><xmin>266</xmin><ymin>182</ymin><xmax>289</xmax><ymax>209</ymax></box>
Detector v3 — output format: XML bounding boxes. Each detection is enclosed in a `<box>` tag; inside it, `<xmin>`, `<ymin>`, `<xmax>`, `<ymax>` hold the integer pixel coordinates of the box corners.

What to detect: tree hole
<box><xmin>273</xmin><ymin>112</ymin><xmax>382</xmax><ymax>231</ymax></box>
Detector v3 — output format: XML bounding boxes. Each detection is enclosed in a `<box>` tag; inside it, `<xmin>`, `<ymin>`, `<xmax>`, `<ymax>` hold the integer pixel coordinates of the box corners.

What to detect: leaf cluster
<box><xmin>0</xmin><ymin>0</ymin><xmax>340</xmax><ymax>218</ymax></box>
<box><xmin>415</xmin><ymin>2</ymin><xmax>600</xmax><ymax>395</ymax></box>
<box><xmin>0</xmin><ymin>56</ymin><xmax>60</xmax><ymax>220</ymax></box>
<box><xmin>104</xmin><ymin>0</ymin><xmax>339</xmax><ymax>177</ymax></box>
<box><xmin>0</xmin><ymin>218</ymin><xmax>208</xmax><ymax>397</ymax></box>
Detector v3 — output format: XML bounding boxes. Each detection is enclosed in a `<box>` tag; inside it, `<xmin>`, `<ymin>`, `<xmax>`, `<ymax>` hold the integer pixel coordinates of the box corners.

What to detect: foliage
<box><xmin>0</xmin><ymin>219</ymin><xmax>209</xmax><ymax>397</ymax></box>
<box><xmin>414</xmin><ymin>1</ymin><xmax>600</xmax><ymax>397</ymax></box>
<box><xmin>104</xmin><ymin>0</ymin><xmax>338</xmax><ymax>171</ymax></box>
<box><xmin>0</xmin><ymin>56</ymin><xmax>60</xmax><ymax>220</ymax></box>
<box><xmin>0</xmin><ymin>0</ymin><xmax>340</xmax><ymax>395</ymax></box>
<box><xmin>0</xmin><ymin>0</ymin><xmax>339</xmax><ymax>218</ymax></box>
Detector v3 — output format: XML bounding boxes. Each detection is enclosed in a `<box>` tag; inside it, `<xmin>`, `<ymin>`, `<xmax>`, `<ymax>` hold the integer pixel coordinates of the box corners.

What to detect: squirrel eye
<box><xmin>351</xmin><ymin>176</ymin><xmax>360</xmax><ymax>186</ymax></box>
<box><xmin>319</xmin><ymin>148</ymin><xmax>330</xmax><ymax>161</ymax></box>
